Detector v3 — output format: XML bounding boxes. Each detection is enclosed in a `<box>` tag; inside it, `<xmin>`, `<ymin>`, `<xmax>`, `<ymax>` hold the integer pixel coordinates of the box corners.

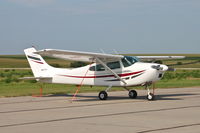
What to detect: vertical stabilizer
<box><xmin>24</xmin><ymin>47</ymin><xmax>52</xmax><ymax>77</ymax></box>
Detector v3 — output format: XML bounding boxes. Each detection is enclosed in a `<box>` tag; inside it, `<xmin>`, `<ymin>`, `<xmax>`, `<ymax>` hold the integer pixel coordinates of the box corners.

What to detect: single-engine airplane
<box><xmin>23</xmin><ymin>47</ymin><xmax>185</xmax><ymax>100</ymax></box>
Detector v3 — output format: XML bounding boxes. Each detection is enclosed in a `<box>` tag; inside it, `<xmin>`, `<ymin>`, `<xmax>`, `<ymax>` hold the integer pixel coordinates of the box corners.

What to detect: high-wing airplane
<box><xmin>23</xmin><ymin>47</ymin><xmax>185</xmax><ymax>100</ymax></box>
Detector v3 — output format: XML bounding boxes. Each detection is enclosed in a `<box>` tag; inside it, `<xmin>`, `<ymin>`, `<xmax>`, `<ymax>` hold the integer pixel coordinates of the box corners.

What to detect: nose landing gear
<box><xmin>145</xmin><ymin>83</ymin><xmax>155</xmax><ymax>101</ymax></box>
<box><xmin>147</xmin><ymin>93</ymin><xmax>155</xmax><ymax>100</ymax></box>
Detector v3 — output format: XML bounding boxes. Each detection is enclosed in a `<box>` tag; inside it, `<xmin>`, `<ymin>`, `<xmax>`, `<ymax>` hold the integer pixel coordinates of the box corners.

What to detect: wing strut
<box><xmin>95</xmin><ymin>57</ymin><xmax>127</xmax><ymax>85</ymax></box>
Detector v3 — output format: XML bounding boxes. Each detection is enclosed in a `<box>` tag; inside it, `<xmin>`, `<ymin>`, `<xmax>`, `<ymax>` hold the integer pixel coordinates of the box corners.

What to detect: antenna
<box><xmin>31</xmin><ymin>44</ymin><xmax>39</xmax><ymax>50</ymax></box>
<box><xmin>113</xmin><ymin>49</ymin><xmax>119</xmax><ymax>55</ymax></box>
<box><xmin>100</xmin><ymin>49</ymin><xmax>106</xmax><ymax>54</ymax></box>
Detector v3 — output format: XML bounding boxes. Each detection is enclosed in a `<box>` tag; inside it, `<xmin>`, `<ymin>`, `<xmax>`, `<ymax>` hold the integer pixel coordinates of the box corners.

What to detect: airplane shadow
<box><xmin>155</xmin><ymin>93</ymin><xmax>198</xmax><ymax>100</ymax></box>
<box><xmin>159</xmin><ymin>92</ymin><xmax>199</xmax><ymax>101</ymax></box>
<box><xmin>44</xmin><ymin>93</ymin><xmax>199</xmax><ymax>102</ymax></box>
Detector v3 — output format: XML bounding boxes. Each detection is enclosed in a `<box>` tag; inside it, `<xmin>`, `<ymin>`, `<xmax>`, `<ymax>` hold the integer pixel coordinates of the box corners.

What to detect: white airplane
<box><xmin>23</xmin><ymin>47</ymin><xmax>185</xmax><ymax>100</ymax></box>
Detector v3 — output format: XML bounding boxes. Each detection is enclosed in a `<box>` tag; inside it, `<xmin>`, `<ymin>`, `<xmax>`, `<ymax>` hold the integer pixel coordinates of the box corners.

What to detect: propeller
<box><xmin>167</xmin><ymin>67</ymin><xmax>175</xmax><ymax>71</ymax></box>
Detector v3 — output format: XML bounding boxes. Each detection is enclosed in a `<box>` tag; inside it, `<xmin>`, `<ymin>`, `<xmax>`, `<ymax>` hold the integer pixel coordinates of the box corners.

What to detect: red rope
<box><xmin>71</xmin><ymin>63</ymin><xmax>93</xmax><ymax>101</ymax></box>
<box><xmin>32</xmin><ymin>87</ymin><xmax>43</xmax><ymax>97</ymax></box>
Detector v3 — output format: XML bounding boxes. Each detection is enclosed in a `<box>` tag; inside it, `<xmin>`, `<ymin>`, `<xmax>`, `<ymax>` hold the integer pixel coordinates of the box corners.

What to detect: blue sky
<box><xmin>0</xmin><ymin>0</ymin><xmax>200</xmax><ymax>54</ymax></box>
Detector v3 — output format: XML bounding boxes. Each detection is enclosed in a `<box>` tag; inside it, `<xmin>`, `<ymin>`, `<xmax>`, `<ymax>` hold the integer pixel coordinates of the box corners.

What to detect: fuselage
<box><xmin>40</xmin><ymin>59</ymin><xmax>168</xmax><ymax>87</ymax></box>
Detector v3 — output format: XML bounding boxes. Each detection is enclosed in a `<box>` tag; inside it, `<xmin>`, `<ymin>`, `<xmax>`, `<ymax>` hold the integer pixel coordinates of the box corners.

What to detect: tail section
<box><xmin>24</xmin><ymin>47</ymin><xmax>53</xmax><ymax>77</ymax></box>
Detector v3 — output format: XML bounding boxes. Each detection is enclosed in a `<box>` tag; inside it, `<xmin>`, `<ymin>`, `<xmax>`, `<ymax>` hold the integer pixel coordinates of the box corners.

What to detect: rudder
<box><xmin>24</xmin><ymin>47</ymin><xmax>52</xmax><ymax>77</ymax></box>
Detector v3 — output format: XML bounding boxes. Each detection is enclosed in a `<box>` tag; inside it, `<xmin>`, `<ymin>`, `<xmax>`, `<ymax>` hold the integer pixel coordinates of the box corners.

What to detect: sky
<box><xmin>0</xmin><ymin>0</ymin><xmax>200</xmax><ymax>54</ymax></box>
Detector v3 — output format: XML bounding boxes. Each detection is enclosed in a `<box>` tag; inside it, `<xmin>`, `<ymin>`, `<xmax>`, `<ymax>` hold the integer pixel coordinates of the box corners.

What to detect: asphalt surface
<box><xmin>0</xmin><ymin>87</ymin><xmax>200</xmax><ymax>133</ymax></box>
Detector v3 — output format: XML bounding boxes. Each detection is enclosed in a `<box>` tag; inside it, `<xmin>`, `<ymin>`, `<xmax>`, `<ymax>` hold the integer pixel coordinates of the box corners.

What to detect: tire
<box><xmin>129</xmin><ymin>90</ymin><xmax>137</xmax><ymax>99</ymax></box>
<box><xmin>98</xmin><ymin>91</ymin><xmax>108</xmax><ymax>100</ymax></box>
<box><xmin>147</xmin><ymin>93</ymin><xmax>155</xmax><ymax>101</ymax></box>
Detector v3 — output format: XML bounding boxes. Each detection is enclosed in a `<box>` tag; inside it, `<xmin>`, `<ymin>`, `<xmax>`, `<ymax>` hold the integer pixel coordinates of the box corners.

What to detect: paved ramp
<box><xmin>0</xmin><ymin>87</ymin><xmax>200</xmax><ymax>133</ymax></box>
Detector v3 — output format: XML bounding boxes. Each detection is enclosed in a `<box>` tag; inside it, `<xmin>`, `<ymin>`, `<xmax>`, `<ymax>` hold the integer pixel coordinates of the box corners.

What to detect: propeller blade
<box><xmin>167</xmin><ymin>67</ymin><xmax>176</xmax><ymax>71</ymax></box>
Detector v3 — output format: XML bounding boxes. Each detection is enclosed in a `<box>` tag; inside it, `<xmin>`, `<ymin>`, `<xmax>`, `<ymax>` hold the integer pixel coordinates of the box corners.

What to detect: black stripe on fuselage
<box><xmin>131</xmin><ymin>73</ymin><xmax>143</xmax><ymax>79</ymax></box>
<box><xmin>105</xmin><ymin>73</ymin><xmax>144</xmax><ymax>82</ymax></box>
<box><xmin>27</xmin><ymin>55</ymin><xmax>41</xmax><ymax>61</ymax></box>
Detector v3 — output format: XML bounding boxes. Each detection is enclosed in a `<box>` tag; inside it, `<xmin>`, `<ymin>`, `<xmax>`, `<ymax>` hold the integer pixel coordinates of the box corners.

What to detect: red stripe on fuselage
<box><xmin>59</xmin><ymin>70</ymin><xmax>145</xmax><ymax>79</ymax></box>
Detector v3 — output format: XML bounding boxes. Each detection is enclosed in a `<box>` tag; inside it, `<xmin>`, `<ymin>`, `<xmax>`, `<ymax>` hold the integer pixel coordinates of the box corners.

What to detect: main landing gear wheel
<box><xmin>99</xmin><ymin>91</ymin><xmax>108</xmax><ymax>100</ymax></box>
<box><xmin>129</xmin><ymin>90</ymin><xmax>137</xmax><ymax>99</ymax></box>
<box><xmin>147</xmin><ymin>93</ymin><xmax>155</xmax><ymax>101</ymax></box>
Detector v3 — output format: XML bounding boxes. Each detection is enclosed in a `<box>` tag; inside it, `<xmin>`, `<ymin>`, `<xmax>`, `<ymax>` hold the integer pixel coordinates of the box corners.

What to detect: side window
<box><xmin>89</xmin><ymin>65</ymin><xmax>105</xmax><ymax>71</ymax></box>
<box><xmin>89</xmin><ymin>66</ymin><xmax>95</xmax><ymax>71</ymax></box>
<box><xmin>107</xmin><ymin>61</ymin><xmax>120</xmax><ymax>69</ymax></box>
<box><xmin>96</xmin><ymin>64</ymin><xmax>105</xmax><ymax>71</ymax></box>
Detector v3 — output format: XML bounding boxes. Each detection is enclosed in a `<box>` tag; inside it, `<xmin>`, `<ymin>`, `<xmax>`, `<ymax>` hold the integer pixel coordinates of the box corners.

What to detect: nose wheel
<box><xmin>145</xmin><ymin>83</ymin><xmax>156</xmax><ymax>101</ymax></box>
<box><xmin>147</xmin><ymin>93</ymin><xmax>154</xmax><ymax>100</ymax></box>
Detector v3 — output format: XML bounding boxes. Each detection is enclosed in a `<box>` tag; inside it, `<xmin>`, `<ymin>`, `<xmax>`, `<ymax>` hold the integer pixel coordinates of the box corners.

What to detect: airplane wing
<box><xmin>35</xmin><ymin>49</ymin><xmax>124</xmax><ymax>62</ymax></box>
<box><xmin>35</xmin><ymin>49</ymin><xmax>185</xmax><ymax>63</ymax></box>
<box><xmin>137</xmin><ymin>56</ymin><xmax>185</xmax><ymax>60</ymax></box>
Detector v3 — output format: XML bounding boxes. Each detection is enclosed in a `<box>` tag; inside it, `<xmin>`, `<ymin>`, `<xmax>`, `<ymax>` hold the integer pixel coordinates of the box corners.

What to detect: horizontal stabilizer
<box><xmin>19</xmin><ymin>77</ymin><xmax>52</xmax><ymax>80</ymax></box>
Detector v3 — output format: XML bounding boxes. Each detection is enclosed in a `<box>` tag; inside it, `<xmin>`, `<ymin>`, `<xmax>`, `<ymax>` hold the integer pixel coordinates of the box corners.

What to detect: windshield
<box><xmin>122</xmin><ymin>56</ymin><xmax>139</xmax><ymax>67</ymax></box>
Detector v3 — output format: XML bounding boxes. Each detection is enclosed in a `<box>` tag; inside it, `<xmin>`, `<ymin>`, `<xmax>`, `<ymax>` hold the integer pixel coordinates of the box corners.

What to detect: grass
<box><xmin>156</xmin><ymin>79</ymin><xmax>200</xmax><ymax>88</ymax></box>
<box><xmin>0</xmin><ymin>58</ymin><xmax>29</xmax><ymax>68</ymax></box>
<box><xmin>3</xmin><ymin>84</ymin><xmax>103</xmax><ymax>98</ymax></box>
<box><xmin>0</xmin><ymin>55</ymin><xmax>72</xmax><ymax>68</ymax></box>
<box><xmin>163</xmin><ymin>59</ymin><xmax>200</xmax><ymax>68</ymax></box>
<box><xmin>0</xmin><ymin>83</ymin><xmax>75</xmax><ymax>97</ymax></box>
<box><xmin>0</xmin><ymin>82</ymin><xmax>124</xmax><ymax>97</ymax></box>
<box><xmin>0</xmin><ymin>69</ymin><xmax>200</xmax><ymax>97</ymax></box>
<box><xmin>0</xmin><ymin>80</ymin><xmax>199</xmax><ymax>97</ymax></box>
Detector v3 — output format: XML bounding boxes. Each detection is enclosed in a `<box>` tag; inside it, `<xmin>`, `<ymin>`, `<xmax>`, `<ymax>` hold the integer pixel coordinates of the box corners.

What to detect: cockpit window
<box><xmin>89</xmin><ymin>57</ymin><xmax>138</xmax><ymax>71</ymax></box>
<box><xmin>122</xmin><ymin>56</ymin><xmax>139</xmax><ymax>67</ymax></box>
